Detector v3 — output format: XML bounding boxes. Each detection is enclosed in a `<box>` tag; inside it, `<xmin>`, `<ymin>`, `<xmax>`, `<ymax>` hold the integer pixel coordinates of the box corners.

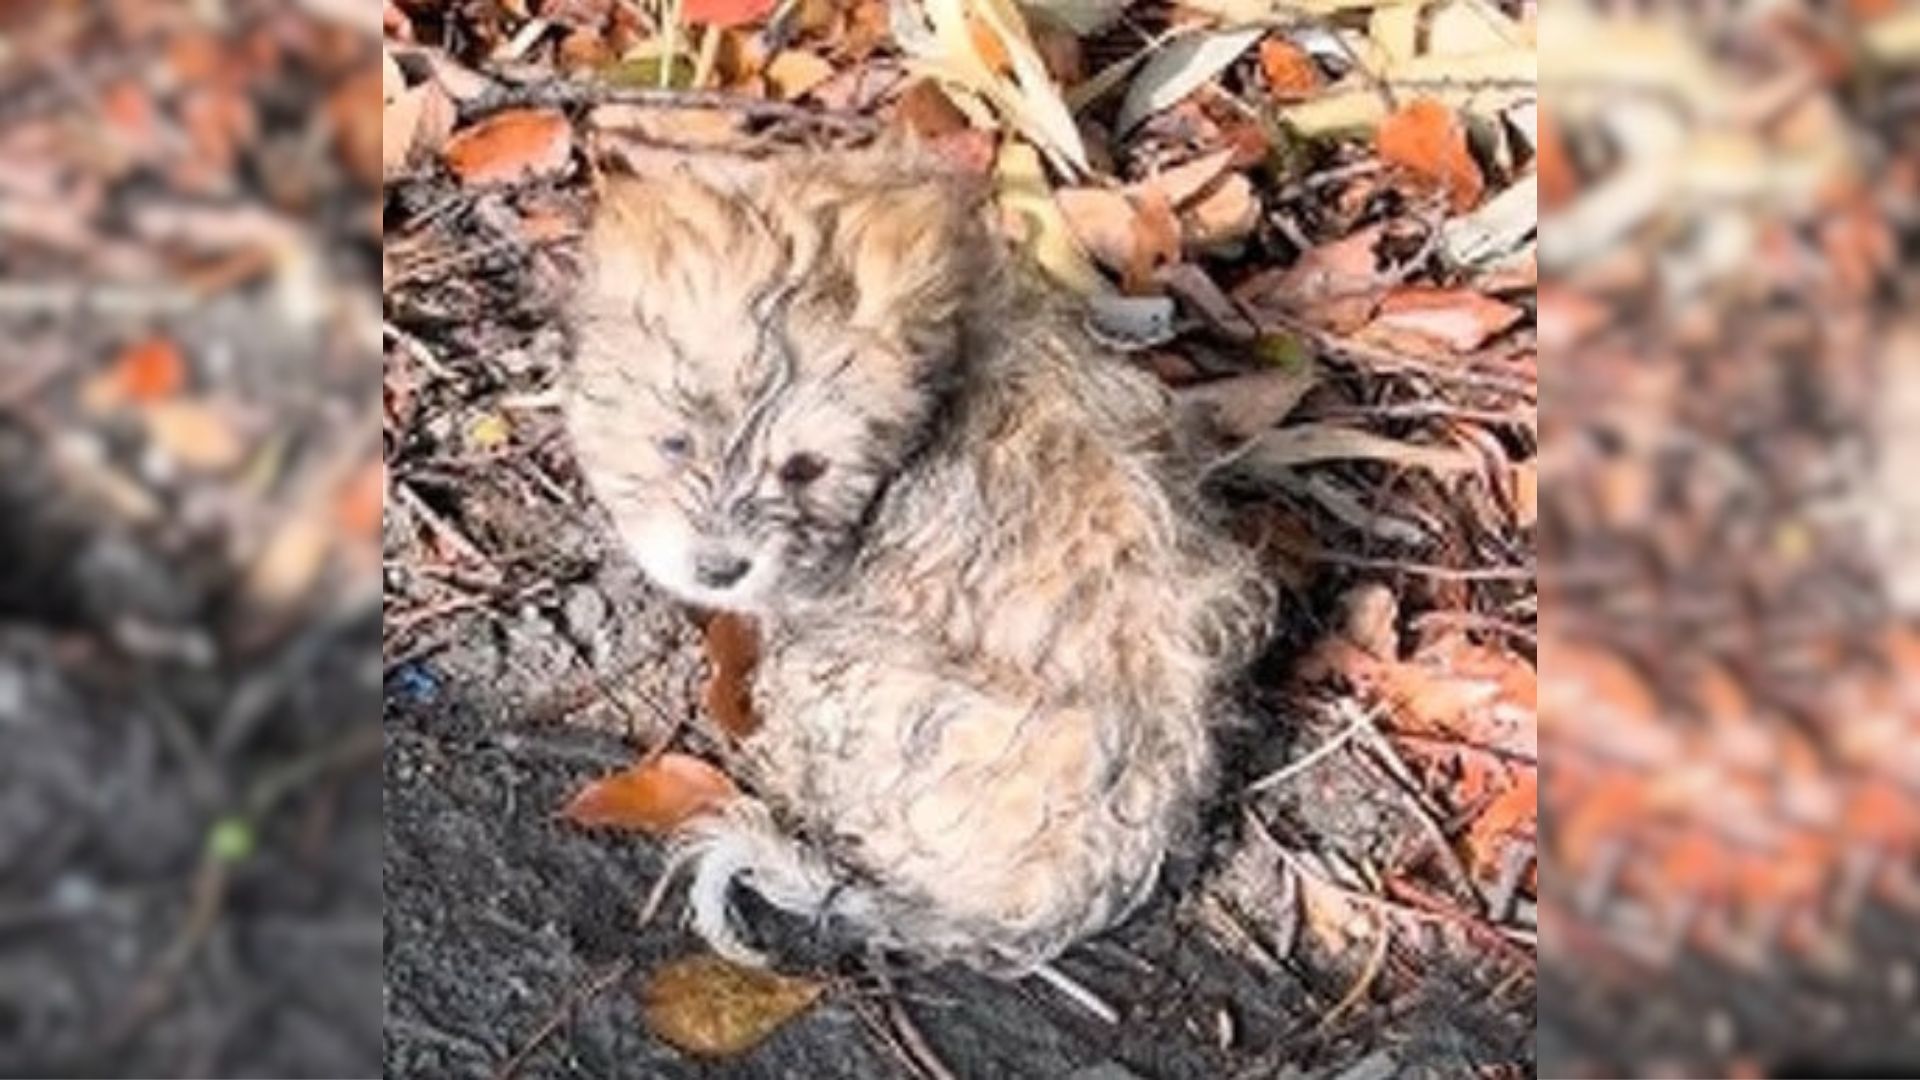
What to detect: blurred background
<box><xmin>0</xmin><ymin>0</ymin><xmax>381</xmax><ymax>1076</ymax></box>
<box><xmin>1540</xmin><ymin>2</ymin><xmax>1920</xmax><ymax>1076</ymax></box>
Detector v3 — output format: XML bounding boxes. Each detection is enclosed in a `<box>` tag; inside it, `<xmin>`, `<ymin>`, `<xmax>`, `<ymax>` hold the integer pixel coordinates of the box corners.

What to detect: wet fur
<box><xmin>568</xmin><ymin>152</ymin><xmax>1271</xmax><ymax>973</ymax></box>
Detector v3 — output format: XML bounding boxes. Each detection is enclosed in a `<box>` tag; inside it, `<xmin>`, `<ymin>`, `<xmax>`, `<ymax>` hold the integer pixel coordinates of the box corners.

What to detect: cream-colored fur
<box><xmin>568</xmin><ymin>151</ymin><xmax>1271</xmax><ymax>973</ymax></box>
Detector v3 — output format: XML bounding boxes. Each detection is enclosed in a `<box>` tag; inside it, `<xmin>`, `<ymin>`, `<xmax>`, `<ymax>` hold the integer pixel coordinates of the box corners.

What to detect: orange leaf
<box><xmin>1368</xmin><ymin>286</ymin><xmax>1523</xmax><ymax>352</ymax></box>
<box><xmin>103</xmin><ymin>337</ymin><xmax>187</xmax><ymax>405</ymax></box>
<box><xmin>333</xmin><ymin>458</ymin><xmax>386</xmax><ymax>538</ymax></box>
<box><xmin>563</xmin><ymin>753</ymin><xmax>738</xmax><ymax>834</ymax></box>
<box><xmin>1376</xmin><ymin>97</ymin><xmax>1484</xmax><ymax>212</ymax></box>
<box><xmin>1535</xmin><ymin>106</ymin><xmax>1576</xmax><ymax>210</ymax></box>
<box><xmin>702</xmin><ymin>612</ymin><xmax>761</xmax><ymax>739</ymax></box>
<box><xmin>684</xmin><ymin>0</ymin><xmax>778</xmax><ymax>28</ymax></box>
<box><xmin>442</xmin><ymin>108</ymin><xmax>573</xmax><ymax>185</ymax></box>
<box><xmin>1257</xmin><ymin>36</ymin><xmax>1320</xmax><ymax>100</ymax></box>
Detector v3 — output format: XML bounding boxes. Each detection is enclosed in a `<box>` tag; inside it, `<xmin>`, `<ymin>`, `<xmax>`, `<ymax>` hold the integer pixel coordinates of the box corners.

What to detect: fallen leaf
<box><xmin>144</xmin><ymin>401</ymin><xmax>248</xmax><ymax>471</ymax></box>
<box><xmin>246</xmin><ymin>512</ymin><xmax>333</xmax><ymax>609</ymax></box>
<box><xmin>333</xmin><ymin>458</ymin><xmax>386</xmax><ymax>538</ymax></box>
<box><xmin>1365</xmin><ymin>286</ymin><xmax>1523</xmax><ymax>352</ymax></box>
<box><xmin>1055</xmin><ymin>186</ymin><xmax>1179</xmax><ymax>288</ymax></box>
<box><xmin>88</xmin><ymin>336</ymin><xmax>187</xmax><ymax>410</ymax></box>
<box><xmin>702</xmin><ymin>612</ymin><xmax>761</xmax><ymax>739</ymax></box>
<box><xmin>1018</xmin><ymin>0</ymin><xmax>1127</xmax><ymax>35</ymax></box>
<box><xmin>330</xmin><ymin>66</ymin><xmax>385</xmax><ymax>186</ymax></box>
<box><xmin>1257</xmin><ymin>36</ymin><xmax>1321</xmax><ymax>99</ymax></box>
<box><xmin>893</xmin><ymin>78</ymin><xmax>971</xmax><ymax>138</ymax></box>
<box><xmin>764</xmin><ymin>49</ymin><xmax>834</xmax><ymax>99</ymax></box>
<box><xmin>1030</xmin><ymin>16</ymin><xmax>1084</xmax><ymax>85</ymax></box>
<box><xmin>1181</xmin><ymin>172</ymin><xmax>1258</xmax><ymax>252</ymax></box>
<box><xmin>1176</xmin><ymin>363</ymin><xmax>1319</xmax><ymax>442</ymax></box>
<box><xmin>1238</xmin><ymin>424</ymin><xmax>1479</xmax><ymax>476</ymax></box>
<box><xmin>1117</xmin><ymin>26</ymin><xmax>1263</xmax><ymax>134</ymax></box>
<box><xmin>563</xmin><ymin>753</ymin><xmax>738</xmax><ymax>834</ymax></box>
<box><xmin>1536</xmin><ymin>107</ymin><xmax>1575</xmax><ymax>209</ymax></box>
<box><xmin>1236</xmin><ymin>224</ymin><xmax>1384</xmax><ymax>333</ymax></box>
<box><xmin>1375</xmin><ymin>97</ymin><xmax>1485</xmax><ymax>212</ymax></box>
<box><xmin>442</xmin><ymin>108</ymin><xmax>573</xmax><ymax>184</ymax></box>
<box><xmin>639</xmin><ymin>954</ymin><xmax>824</xmax><ymax>1059</ymax></box>
<box><xmin>1145</xmin><ymin>148</ymin><xmax>1234</xmax><ymax>208</ymax></box>
<box><xmin>683</xmin><ymin>0</ymin><xmax>778</xmax><ymax>27</ymax></box>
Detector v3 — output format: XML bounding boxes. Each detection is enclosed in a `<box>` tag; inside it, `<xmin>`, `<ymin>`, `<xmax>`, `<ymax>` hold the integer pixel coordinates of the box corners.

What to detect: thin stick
<box><xmin>493</xmin><ymin>958</ymin><xmax>634</xmax><ymax>1080</ymax></box>
<box><xmin>1030</xmin><ymin>962</ymin><xmax>1118</xmax><ymax>1024</ymax></box>
<box><xmin>1246</xmin><ymin>704</ymin><xmax>1376</xmax><ymax>793</ymax></box>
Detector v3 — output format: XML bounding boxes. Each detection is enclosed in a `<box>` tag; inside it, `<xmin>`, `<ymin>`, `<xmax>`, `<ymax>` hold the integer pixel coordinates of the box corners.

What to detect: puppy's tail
<box><xmin>665</xmin><ymin>798</ymin><xmax>871</xmax><ymax>966</ymax></box>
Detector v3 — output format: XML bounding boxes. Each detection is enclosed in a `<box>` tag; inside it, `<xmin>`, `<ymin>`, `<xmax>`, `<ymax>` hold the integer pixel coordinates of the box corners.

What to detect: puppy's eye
<box><xmin>657</xmin><ymin>434</ymin><xmax>692</xmax><ymax>460</ymax></box>
<box><xmin>778</xmin><ymin>452</ymin><xmax>827</xmax><ymax>486</ymax></box>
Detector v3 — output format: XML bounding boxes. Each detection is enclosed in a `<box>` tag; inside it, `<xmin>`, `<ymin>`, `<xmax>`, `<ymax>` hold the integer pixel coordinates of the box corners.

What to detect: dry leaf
<box><xmin>1237</xmin><ymin>224</ymin><xmax>1383</xmax><ymax>332</ymax></box>
<box><xmin>1181</xmin><ymin>172</ymin><xmax>1258</xmax><ymax>252</ymax></box>
<box><xmin>1239</xmin><ymin>424</ymin><xmax>1479</xmax><ymax>476</ymax></box>
<box><xmin>765</xmin><ymin>50</ymin><xmax>834</xmax><ymax>99</ymax></box>
<box><xmin>1116</xmin><ymin>26</ymin><xmax>1262</xmax><ymax>134</ymax></box>
<box><xmin>144</xmin><ymin>401</ymin><xmax>248</xmax><ymax>471</ymax></box>
<box><xmin>1377</xmin><ymin>97</ymin><xmax>1485</xmax><ymax>212</ymax></box>
<box><xmin>639</xmin><ymin>954</ymin><xmax>824</xmax><ymax>1059</ymax></box>
<box><xmin>683</xmin><ymin>0</ymin><xmax>778</xmax><ymax>27</ymax></box>
<box><xmin>562</xmin><ymin>753</ymin><xmax>738</xmax><ymax>834</ymax></box>
<box><xmin>993</xmin><ymin>141</ymin><xmax>1107</xmax><ymax>295</ymax></box>
<box><xmin>1177</xmin><ymin>364</ymin><xmax>1318</xmax><ymax>442</ymax></box>
<box><xmin>1366</xmin><ymin>286</ymin><xmax>1523</xmax><ymax>352</ymax></box>
<box><xmin>1145</xmin><ymin>148</ymin><xmax>1234</xmax><ymax>208</ymax></box>
<box><xmin>87</xmin><ymin>336</ymin><xmax>187</xmax><ymax>410</ymax></box>
<box><xmin>442</xmin><ymin>108</ymin><xmax>573</xmax><ymax>184</ymax></box>
<box><xmin>702</xmin><ymin>612</ymin><xmax>761</xmax><ymax>739</ymax></box>
<box><xmin>1513</xmin><ymin>460</ymin><xmax>1537</xmax><ymax>527</ymax></box>
<box><xmin>1257</xmin><ymin>36</ymin><xmax>1320</xmax><ymax>99</ymax></box>
<box><xmin>246</xmin><ymin>512</ymin><xmax>332</xmax><ymax>609</ymax></box>
<box><xmin>334</xmin><ymin>458</ymin><xmax>386</xmax><ymax>538</ymax></box>
<box><xmin>894</xmin><ymin>78</ymin><xmax>972</xmax><ymax>138</ymax></box>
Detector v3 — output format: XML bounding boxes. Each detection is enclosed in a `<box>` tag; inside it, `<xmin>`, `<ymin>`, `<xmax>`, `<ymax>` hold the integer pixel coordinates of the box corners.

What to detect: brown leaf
<box><xmin>684</xmin><ymin>0</ymin><xmax>778</xmax><ymax>28</ymax></box>
<box><xmin>702</xmin><ymin>612</ymin><xmax>761</xmax><ymax>739</ymax></box>
<box><xmin>443</xmin><ymin>108</ymin><xmax>573</xmax><ymax>184</ymax></box>
<box><xmin>144</xmin><ymin>401</ymin><xmax>248</xmax><ymax>471</ymax></box>
<box><xmin>1257</xmin><ymin>36</ymin><xmax>1320</xmax><ymax>100</ymax></box>
<box><xmin>562</xmin><ymin>753</ymin><xmax>738</xmax><ymax>834</ymax></box>
<box><xmin>1181</xmin><ymin>173</ymin><xmax>1258</xmax><ymax>253</ymax></box>
<box><xmin>1032</xmin><ymin>18</ymin><xmax>1084</xmax><ymax>86</ymax></box>
<box><xmin>330</xmin><ymin>66</ymin><xmax>385</xmax><ymax>186</ymax></box>
<box><xmin>1366</xmin><ymin>286</ymin><xmax>1522</xmax><ymax>352</ymax></box>
<box><xmin>1513</xmin><ymin>461</ymin><xmax>1537</xmax><ymax>528</ymax></box>
<box><xmin>1056</xmin><ymin>187</ymin><xmax>1178</xmax><ymax>288</ymax></box>
<box><xmin>1376</xmin><ymin>97</ymin><xmax>1484</xmax><ymax>213</ymax></box>
<box><xmin>1535</xmin><ymin>105</ymin><xmax>1575</xmax><ymax>210</ymax></box>
<box><xmin>334</xmin><ymin>458</ymin><xmax>387</xmax><ymax>539</ymax></box>
<box><xmin>764</xmin><ymin>49</ymin><xmax>834</xmax><ymax>100</ymax></box>
<box><xmin>1144</xmin><ymin>149</ymin><xmax>1233</xmax><ymax>208</ymax></box>
<box><xmin>1237</xmin><ymin>224</ymin><xmax>1384</xmax><ymax>333</ymax></box>
<box><xmin>246</xmin><ymin>512</ymin><xmax>333</xmax><ymax>609</ymax></box>
<box><xmin>639</xmin><ymin>954</ymin><xmax>824</xmax><ymax>1059</ymax></box>
<box><xmin>1176</xmin><ymin>363</ymin><xmax>1318</xmax><ymax>443</ymax></box>
<box><xmin>893</xmin><ymin>78</ymin><xmax>970</xmax><ymax>139</ymax></box>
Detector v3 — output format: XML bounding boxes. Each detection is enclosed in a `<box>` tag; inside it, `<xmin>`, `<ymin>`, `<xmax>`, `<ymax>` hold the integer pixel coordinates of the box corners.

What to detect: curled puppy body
<box><xmin>567</xmin><ymin>152</ymin><xmax>1272</xmax><ymax>973</ymax></box>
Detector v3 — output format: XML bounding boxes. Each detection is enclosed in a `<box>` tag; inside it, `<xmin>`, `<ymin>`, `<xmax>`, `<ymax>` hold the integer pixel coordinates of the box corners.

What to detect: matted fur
<box><xmin>567</xmin><ymin>150</ymin><xmax>1272</xmax><ymax>973</ymax></box>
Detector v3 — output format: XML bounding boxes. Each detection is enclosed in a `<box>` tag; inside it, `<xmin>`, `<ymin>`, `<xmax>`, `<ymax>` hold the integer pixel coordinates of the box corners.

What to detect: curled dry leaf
<box><xmin>1257</xmin><ymin>35</ymin><xmax>1321</xmax><ymax>100</ymax></box>
<box><xmin>443</xmin><ymin>108</ymin><xmax>573</xmax><ymax>184</ymax></box>
<box><xmin>702</xmin><ymin>612</ymin><xmax>761</xmax><ymax>739</ymax></box>
<box><xmin>1376</xmin><ymin>97</ymin><xmax>1485</xmax><ymax>213</ymax></box>
<box><xmin>639</xmin><ymin>954</ymin><xmax>824</xmax><ymax>1059</ymax></box>
<box><xmin>1366</xmin><ymin>286</ymin><xmax>1523</xmax><ymax>352</ymax></box>
<box><xmin>562</xmin><ymin>752</ymin><xmax>739</xmax><ymax>834</ymax></box>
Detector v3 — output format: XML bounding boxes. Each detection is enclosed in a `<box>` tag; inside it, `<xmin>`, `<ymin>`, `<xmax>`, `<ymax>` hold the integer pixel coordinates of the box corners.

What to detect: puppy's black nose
<box><xmin>694</xmin><ymin>553</ymin><xmax>752</xmax><ymax>588</ymax></box>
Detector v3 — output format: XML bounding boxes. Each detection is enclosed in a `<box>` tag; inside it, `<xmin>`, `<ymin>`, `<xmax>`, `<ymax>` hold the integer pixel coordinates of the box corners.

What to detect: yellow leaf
<box><xmin>640</xmin><ymin>954</ymin><xmax>824</xmax><ymax>1059</ymax></box>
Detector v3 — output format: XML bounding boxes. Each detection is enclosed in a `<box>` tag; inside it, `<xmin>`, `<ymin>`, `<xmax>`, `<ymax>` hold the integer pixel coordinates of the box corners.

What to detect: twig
<box><xmin>461</xmin><ymin>82</ymin><xmax>882</xmax><ymax>137</ymax></box>
<box><xmin>1247</xmin><ymin>703</ymin><xmax>1377</xmax><ymax>794</ymax></box>
<box><xmin>492</xmin><ymin>958</ymin><xmax>634</xmax><ymax>1080</ymax></box>
<box><xmin>867</xmin><ymin>962</ymin><xmax>961</xmax><ymax>1080</ymax></box>
<box><xmin>1030</xmin><ymin>961</ymin><xmax>1119</xmax><ymax>1024</ymax></box>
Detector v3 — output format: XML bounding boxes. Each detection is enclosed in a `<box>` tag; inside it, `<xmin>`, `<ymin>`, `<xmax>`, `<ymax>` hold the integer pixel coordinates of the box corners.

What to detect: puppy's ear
<box><xmin>833</xmin><ymin>176</ymin><xmax>993</xmax><ymax>342</ymax></box>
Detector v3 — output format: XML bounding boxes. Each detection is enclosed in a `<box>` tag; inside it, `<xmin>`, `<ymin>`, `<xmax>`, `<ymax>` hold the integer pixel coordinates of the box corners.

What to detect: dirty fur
<box><xmin>566</xmin><ymin>150</ymin><xmax>1272</xmax><ymax>974</ymax></box>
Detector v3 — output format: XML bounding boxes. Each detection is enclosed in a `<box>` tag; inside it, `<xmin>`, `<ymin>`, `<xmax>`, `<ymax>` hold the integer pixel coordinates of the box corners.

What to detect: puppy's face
<box><xmin>568</xmin><ymin>157</ymin><xmax>981</xmax><ymax>611</ymax></box>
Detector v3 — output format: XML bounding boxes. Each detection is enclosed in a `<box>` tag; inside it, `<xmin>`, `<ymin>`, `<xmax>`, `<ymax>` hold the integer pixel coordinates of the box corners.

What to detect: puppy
<box><xmin>567</xmin><ymin>151</ymin><xmax>1270</xmax><ymax>973</ymax></box>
